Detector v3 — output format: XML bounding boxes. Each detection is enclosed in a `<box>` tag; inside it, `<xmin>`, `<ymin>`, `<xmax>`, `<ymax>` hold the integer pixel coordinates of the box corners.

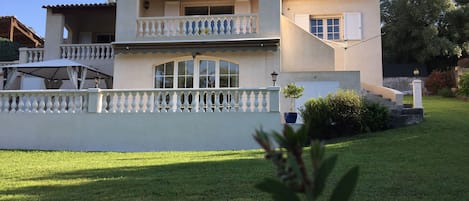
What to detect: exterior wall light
<box><xmin>143</xmin><ymin>0</ymin><xmax>150</xmax><ymax>10</ymax></box>
<box><xmin>271</xmin><ymin>71</ymin><xmax>278</xmax><ymax>86</ymax></box>
<box><xmin>413</xmin><ymin>68</ymin><xmax>420</xmax><ymax>77</ymax></box>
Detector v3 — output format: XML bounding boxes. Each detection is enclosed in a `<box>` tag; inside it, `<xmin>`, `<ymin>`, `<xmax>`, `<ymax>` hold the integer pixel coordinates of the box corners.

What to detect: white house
<box><xmin>0</xmin><ymin>0</ymin><xmax>393</xmax><ymax>152</ymax></box>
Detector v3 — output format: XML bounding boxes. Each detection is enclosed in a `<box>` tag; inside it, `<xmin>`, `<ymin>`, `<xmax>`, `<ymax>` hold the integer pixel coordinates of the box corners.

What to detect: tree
<box><xmin>381</xmin><ymin>0</ymin><xmax>460</xmax><ymax>70</ymax></box>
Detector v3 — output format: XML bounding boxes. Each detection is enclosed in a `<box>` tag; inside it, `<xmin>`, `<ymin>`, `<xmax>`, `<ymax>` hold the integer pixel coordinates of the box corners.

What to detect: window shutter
<box><xmin>294</xmin><ymin>14</ymin><xmax>310</xmax><ymax>32</ymax></box>
<box><xmin>344</xmin><ymin>12</ymin><xmax>362</xmax><ymax>40</ymax></box>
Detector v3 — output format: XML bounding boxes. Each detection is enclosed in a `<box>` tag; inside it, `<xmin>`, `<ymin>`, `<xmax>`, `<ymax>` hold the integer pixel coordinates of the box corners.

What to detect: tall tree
<box><xmin>381</xmin><ymin>0</ymin><xmax>459</xmax><ymax>69</ymax></box>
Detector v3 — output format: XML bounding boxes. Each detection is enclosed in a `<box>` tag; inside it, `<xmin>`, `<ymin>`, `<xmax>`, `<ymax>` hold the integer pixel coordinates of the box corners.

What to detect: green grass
<box><xmin>1</xmin><ymin>96</ymin><xmax>468</xmax><ymax>201</ymax></box>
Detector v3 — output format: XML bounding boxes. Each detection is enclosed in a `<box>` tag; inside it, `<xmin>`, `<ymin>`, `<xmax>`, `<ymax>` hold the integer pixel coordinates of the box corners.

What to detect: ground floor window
<box><xmin>154</xmin><ymin>58</ymin><xmax>239</xmax><ymax>89</ymax></box>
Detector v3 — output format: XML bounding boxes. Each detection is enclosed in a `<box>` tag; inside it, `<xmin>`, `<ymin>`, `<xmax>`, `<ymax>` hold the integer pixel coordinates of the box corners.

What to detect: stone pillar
<box><xmin>412</xmin><ymin>80</ymin><xmax>423</xmax><ymax>109</ymax></box>
<box><xmin>268</xmin><ymin>86</ymin><xmax>280</xmax><ymax>112</ymax></box>
<box><xmin>87</xmin><ymin>88</ymin><xmax>103</xmax><ymax>113</ymax></box>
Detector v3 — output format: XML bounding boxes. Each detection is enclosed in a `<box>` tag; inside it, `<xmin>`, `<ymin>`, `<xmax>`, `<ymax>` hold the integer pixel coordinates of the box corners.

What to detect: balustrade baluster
<box><xmin>183</xmin><ymin>20</ymin><xmax>188</xmax><ymax>36</ymax></box>
<box><xmin>261</xmin><ymin>91</ymin><xmax>268</xmax><ymax>112</ymax></box>
<box><xmin>252</xmin><ymin>16</ymin><xmax>257</xmax><ymax>33</ymax></box>
<box><xmin>254</xmin><ymin>91</ymin><xmax>260</xmax><ymax>112</ymax></box>
<box><xmin>61</xmin><ymin>95</ymin><xmax>67</xmax><ymax>113</ymax></box>
<box><xmin>61</xmin><ymin>47</ymin><xmax>66</xmax><ymax>58</ymax></box>
<box><xmin>162</xmin><ymin>92</ymin><xmax>168</xmax><ymax>112</ymax></box>
<box><xmin>138</xmin><ymin>20</ymin><xmax>144</xmax><ymax>36</ymax></box>
<box><xmin>183</xmin><ymin>92</ymin><xmax>190</xmax><ymax>112</ymax></box>
<box><xmin>154</xmin><ymin>92</ymin><xmax>161</xmax><ymax>112</ymax></box>
<box><xmin>9</xmin><ymin>94</ymin><xmax>17</xmax><ymax>113</ymax></box>
<box><xmin>138</xmin><ymin>92</ymin><xmax>145</xmax><ymax>113</ymax></box>
<box><xmin>221</xmin><ymin>92</ymin><xmax>228</xmax><ymax>112</ymax></box>
<box><xmin>176</xmin><ymin>91</ymin><xmax>182</xmax><ymax>112</ymax></box>
<box><xmin>31</xmin><ymin>96</ymin><xmax>38</xmax><ymax>113</ymax></box>
<box><xmin>199</xmin><ymin>91</ymin><xmax>205</xmax><ymax>112</ymax></box>
<box><xmin>45</xmin><ymin>95</ymin><xmax>53</xmax><ymax>113</ymax></box>
<box><xmin>191</xmin><ymin>92</ymin><xmax>197</xmax><ymax>112</ymax></box>
<box><xmin>150</xmin><ymin>20</ymin><xmax>156</xmax><ymax>36</ymax></box>
<box><xmin>71</xmin><ymin>47</ymin><xmax>76</xmax><ymax>60</ymax></box>
<box><xmin>145</xmin><ymin>92</ymin><xmax>152</xmax><ymax>113</ymax></box>
<box><xmin>53</xmin><ymin>95</ymin><xmax>60</xmax><ymax>113</ymax></box>
<box><xmin>229</xmin><ymin>91</ymin><xmax>236</xmax><ymax>112</ymax></box>
<box><xmin>17</xmin><ymin>94</ymin><xmax>24</xmax><ymax>113</ymax></box>
<box><xmin>214</xmin><ymin>91</ymin><xmax>221</xmax><ymax>112</ymax></box>
<box><xmin>145</xmin><ymin>20</ymin><xmax>150</xmax><ymax>37</ymax></box>
<box><xmin>245</xmin><ymin>90</ymin><xmax>252</xmax><ymax>112</ymax></box>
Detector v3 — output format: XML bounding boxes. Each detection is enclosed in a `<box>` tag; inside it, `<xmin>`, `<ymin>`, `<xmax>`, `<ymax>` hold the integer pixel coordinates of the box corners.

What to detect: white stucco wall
<box><xmin>0</xmin><ymin>113</ymin><xmax>281</xmax><ymax>151</ymax></box>
<box><xmin>282</xmin><ymin>0</ymin><xmax>383</xmax><ymax>85</ymax></box>
<box><xmin>113</xmin><ymin>51</ymin><xmax>280</xmax><ymax>89</ymax></box>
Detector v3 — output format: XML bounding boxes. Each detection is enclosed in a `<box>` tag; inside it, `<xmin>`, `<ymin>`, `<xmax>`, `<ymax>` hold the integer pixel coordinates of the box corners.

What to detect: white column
<box><xmin>44</xmin><ymin>10</ymin><xmax>65</xmax><ymax>60</ymax></box>
<box><xmin>268</xmin><ymin>86</ymin><xmax>280</xmax><ymax>112</ymax></box>
<box><xmin>87</xmin><ymin>88</ymin><xmax>103</xmax><ymax>113</ymax></box>
<box><xmin>412</xmin><ymin>80</ymin><xmax>423</xmax><ymax>109</ymax></box>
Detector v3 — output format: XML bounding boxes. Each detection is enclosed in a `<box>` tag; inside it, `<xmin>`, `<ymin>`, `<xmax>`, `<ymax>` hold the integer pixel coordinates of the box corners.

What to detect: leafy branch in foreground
<box><xmin>253</xmin><ymin>125</ymin><xmax>359</xmax><ymax>201</ymax></box>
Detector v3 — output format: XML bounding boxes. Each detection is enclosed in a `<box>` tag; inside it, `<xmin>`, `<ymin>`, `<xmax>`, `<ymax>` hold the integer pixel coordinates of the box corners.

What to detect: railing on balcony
<box><xmin>137</xmin><ymin>14</ymin><xmax>258</xmax><ymax>38</ymax></box>
<box><xmin>60</xmin><ymin>44</ymin><xmax>113</xmax><ymax>60</ymax></box>
<box><xmin>19</xmin><ymin>48</ymin><xmax>44</xmax><ymax>63</ymax></box>
<box><xmin>0</xmin><ymin>87</ymin><xmax>279</xmax><ymax>114</ymax></box>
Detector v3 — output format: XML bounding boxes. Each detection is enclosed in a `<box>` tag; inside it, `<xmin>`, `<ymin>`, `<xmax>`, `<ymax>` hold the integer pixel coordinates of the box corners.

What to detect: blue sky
<box><xmin>0</xmin><ymin>0</ymin><xmax>106</xmax><ymax>37</ymax></box>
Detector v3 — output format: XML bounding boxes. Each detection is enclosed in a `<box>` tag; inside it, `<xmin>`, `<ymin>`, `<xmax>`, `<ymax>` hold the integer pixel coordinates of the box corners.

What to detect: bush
<box><xmin>424</xmin><ymin>71</ymin><xmax>456</xmax><ymax>95</ymax></box>
<box><xmin>301</xmin><ymin>90</ymin><xmax>364</xmax><ymax>139</ymax></box>
<box><xmin>301</xmin><ymin>90</ymin><xmax>390</xmax><ymax>139</ymax></box>
<box><xmin>457</xmin><ymin>72</ymin><xmax>469</xmax><ymax>96</ymax></box>
<box><xmin>437</xmin><ymin>87</ymin><xmax>455</xmax><ymax>97</ymax></box>
<box><xmin>361</xmin><ymin>101</ymin><xmax>389</xmax><ymax>132</ymax></box>
<box><xmin>0</xmin><ymin>38</ymin><xmax>20</xmax><ymax>61</ymax></box>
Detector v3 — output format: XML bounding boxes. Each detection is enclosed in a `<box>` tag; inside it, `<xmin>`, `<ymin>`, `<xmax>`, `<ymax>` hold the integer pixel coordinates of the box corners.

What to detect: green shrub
<box><xmin>437</xmin><ymin>87</ymin><xmax>455</xmax><ymax>97</ymax></box>
<box><xmin>458</xmin><ymin>72</ymin><xmax>469</xmax><ymax>97</ymax></box>
<box><xmin>0</xmin><ymin>38</ymin><xmax>20</xmax><ymax>61</ymax></box>
<box><xmin>301</xmin><ymin>90</ymin><xmax>364</xmax><ymax>139</ymax></box>
<box><xmin>424</xmin><ymin>71</ymin><xmax>456</xmax><ymax>95</ymax></box>
<box><xmin>361</xmin><ymin>101</ymin><xmax>389</xmax><ymax>132</ymax></box>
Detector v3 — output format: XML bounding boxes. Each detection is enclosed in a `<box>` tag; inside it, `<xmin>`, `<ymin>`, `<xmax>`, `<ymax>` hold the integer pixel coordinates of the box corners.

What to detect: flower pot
<box><xmin>284</xmin><ymin>112</ymin><xmax>298</xmax><ymax>124</ymax></box>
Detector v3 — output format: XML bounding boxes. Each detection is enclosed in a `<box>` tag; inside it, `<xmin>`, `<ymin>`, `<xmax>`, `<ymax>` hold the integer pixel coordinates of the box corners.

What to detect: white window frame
<box><xmin>310</xmin><ymin>15</ymin><xmax>343</xmax><ymax>41</ymax></box>
<box><xmin>154</xmin><ymin>56</ymin><xmax>239</xmax><ymax>89</ymax></box>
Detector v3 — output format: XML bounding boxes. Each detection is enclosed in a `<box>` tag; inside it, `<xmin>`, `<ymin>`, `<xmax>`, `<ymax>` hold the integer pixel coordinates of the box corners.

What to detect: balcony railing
<box><xmin>19</xmin><ymin>48</ymin><xmax>44</xmax><ymax>63</ymax></box>
<box><xmin>60</xmin><ymin>44</ymin><xmax>113</xmax><ymax>60</ymax></box>
<box><xmin>137</xmin><ymin>14</ymin><xmax>258</xmax><ymax>38</ymax></box>
<box><xmin>0</xmin><ymin>87</ymin><xmax>280</xmax><ymax>114</ymax></box>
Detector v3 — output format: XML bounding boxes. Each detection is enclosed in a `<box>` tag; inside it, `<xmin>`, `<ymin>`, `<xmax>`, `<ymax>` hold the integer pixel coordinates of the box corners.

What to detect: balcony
<box><xmin>136</xmin><ymin>14</ymin><xmax>258</xmax><ymax>39</ymax></box>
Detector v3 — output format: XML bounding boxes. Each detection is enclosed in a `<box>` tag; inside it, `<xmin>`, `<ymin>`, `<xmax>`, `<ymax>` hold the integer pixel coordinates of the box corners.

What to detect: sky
<box><xmin>0</xmin><ymin>0</ymin><xmax>106</xmax><ymax>37</ymax></box>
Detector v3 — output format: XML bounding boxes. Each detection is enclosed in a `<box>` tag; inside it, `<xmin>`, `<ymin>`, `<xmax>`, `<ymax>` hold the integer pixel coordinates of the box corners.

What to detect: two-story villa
<box><xmin>0</xmin><ymin>0</ymin><xmax>391</xmax><ymax>151</ymax></box>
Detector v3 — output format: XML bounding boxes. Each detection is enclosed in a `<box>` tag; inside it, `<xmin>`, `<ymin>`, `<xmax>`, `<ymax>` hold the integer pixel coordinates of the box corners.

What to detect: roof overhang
<box><xmin>112</xmin><ymin>37</ymin><xmax>280</xmax><ymax>54</ymax></box>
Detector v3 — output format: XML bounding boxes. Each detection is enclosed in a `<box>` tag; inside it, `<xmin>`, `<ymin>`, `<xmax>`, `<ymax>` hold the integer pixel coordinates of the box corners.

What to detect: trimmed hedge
<box><xmin>0</xmin><ymin>38</ymin><xmax>20</xmax><ymax>61</ymax></box>
<box><xmin>301</xmin><ymin>90</ymin><xmax>389</xmax><ymax>140</ymax></box>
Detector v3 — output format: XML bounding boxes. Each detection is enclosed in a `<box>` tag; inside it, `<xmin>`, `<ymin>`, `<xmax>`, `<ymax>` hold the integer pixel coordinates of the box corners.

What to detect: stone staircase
<box><xmin>364</xmin><ymin>92</ymin><xmax>423</xmax><ymax>128</ymax></box>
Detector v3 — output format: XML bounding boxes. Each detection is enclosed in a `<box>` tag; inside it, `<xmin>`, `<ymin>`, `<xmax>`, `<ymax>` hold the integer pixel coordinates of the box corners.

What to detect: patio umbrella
<box><xmin>2</xmin><ymin>59</ymin><xmax>112</xmax><ymax>89</ymax></box>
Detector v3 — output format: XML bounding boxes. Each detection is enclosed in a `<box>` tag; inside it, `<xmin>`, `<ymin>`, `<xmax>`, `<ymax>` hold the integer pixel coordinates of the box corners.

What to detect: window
<box><xmin>178</xmin><ymin>60</ymin><xmax>194</xmax><ymax>88</ymax></box>
<box><xmin>154</xmin><ymin>58</ymin><xmax>239</xmax><ymax>89</ymax></box>
<box><xmin>96</xmin><ymin>34</ymin><xmax>115</xmax><ymax>43</ymax></box>
<box><xmin>184</xmin><ymin>6</ymin><xmax>234</xmax><ymax>16</ymax></box>
<box><xmin>219</xmin><ymin>60</ymin><xmax>239</xmax><ymax>88</ymax></box>
<box><xmin>155</xmin><ymin>62</ymin><xmax>174</xmax><ymax>88</ymax></box>
<box><xmin>310</xmin><ymin>17</ymin><xmax>341</xmax><ymax>40</ymax></box>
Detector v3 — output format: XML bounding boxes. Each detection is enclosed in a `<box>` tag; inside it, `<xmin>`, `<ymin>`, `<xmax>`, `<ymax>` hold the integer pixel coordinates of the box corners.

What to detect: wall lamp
<box><xmin>271</xmin><ymin>71</ymin><xmax>278</xmax><ymax>86</ymax></box>
<box><xmin>143</xmin><ymin>0</ymin><xmax>150</xmax><ymax>10</ymax></box>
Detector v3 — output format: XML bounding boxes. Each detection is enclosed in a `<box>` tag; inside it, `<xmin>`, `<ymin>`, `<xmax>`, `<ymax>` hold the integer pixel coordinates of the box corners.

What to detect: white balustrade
<box><xmin>19</xmin><ymin>48</ymin><xmax>44</xmax><ymax>63</ymax></box>
<box><xmin>137</xmin><ymin>14</ymin><xmax>258</xmax><ymax>38</ymax></box>
<box><xmin>100</xmin><ymin>88</ymin><xmax>277</xmax><ymax>113</ymax></box>
<box><xmin>60</xmin><ymin>44</ymin><xmax>113</xmax><ymax>60</ymax></box>
<box><xmin>0</xmin><ymin>88</ymin><xmax>279</xmax><ymax>114</ymax></box>
<box><xmin>0</xmin><ymin>90</ymin><xmax>89</xmax><ymax>114</ymax></box>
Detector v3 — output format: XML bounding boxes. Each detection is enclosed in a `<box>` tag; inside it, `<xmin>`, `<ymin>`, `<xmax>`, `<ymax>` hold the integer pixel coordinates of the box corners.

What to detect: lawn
<box><xmin>1</xmin><ymin>96</ymin><xmax>468</xmax><ymax>201</ymax></box>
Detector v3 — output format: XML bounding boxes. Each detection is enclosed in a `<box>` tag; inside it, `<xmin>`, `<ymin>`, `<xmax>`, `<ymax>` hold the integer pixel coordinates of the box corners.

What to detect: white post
<box><xmin>268</xmin><ymin>87</ymin><xmax>280</xmax><ymax>112</ymax></box>
<box><xmin>412</xmin><ymin>80</ymin><xmax>423</xmax><ymax>109</ymax></box>
<box><xmin>87</xmin><ymin>88</ymin><xmax>102</xmax><ymax>113</ymax></box>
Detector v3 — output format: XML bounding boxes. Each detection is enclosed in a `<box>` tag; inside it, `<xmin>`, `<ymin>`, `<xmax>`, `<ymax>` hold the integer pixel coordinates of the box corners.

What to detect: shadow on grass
<box><xmin>2</xmin><ymin>159</ymin><xmax>272</xmax><ymax>201</ymax></box>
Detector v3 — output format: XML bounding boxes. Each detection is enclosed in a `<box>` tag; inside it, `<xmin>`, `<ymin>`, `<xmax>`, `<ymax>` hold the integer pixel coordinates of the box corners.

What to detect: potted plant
<box><xmin>282</xmin><ymin>83</ymin><xmax>304</xmax><ymax>123</ymax></box>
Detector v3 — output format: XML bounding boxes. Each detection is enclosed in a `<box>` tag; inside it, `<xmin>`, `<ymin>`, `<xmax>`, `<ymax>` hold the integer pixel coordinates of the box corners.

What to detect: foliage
<box><xmin>253</xmin><ymin>125</ymin><xmax>359</xmax><ymax>201</ymax></box>
<box><xmin>457</xmin><ymin>72</ymin><xmax>469</xmax><ymax>96</ymax></box>
<box><xmin>437</xmin><ymin>87</ymin><xmax>455</xmax><ymax>97</ymax></box>
<box><xmin>381</xmin><ymin>0</ymin><xmax>457</xmax><ymax>65</ymax></box>
<box><xmin>301</xmin><ymin>90</ymin><xmax>368</xmax><ymax>139</ymax></box>
<box><xmin>282</xmin><ymin>83</ymin><xmax>304</xmax><ymax>111</ymax></box>
<box><xmin>424</xmin><ymin>71</ymin><xmax>456</xmax><ymax>95</ymax></box>
<box><xmin>361</xmin><ymin>100</ymin><xmax>390</xmax><ymax>132</ymax></box>
<box><xmin>0</xmin><ymin>38</ymin><xmax>21</xmax><ymax>61</ymax></box>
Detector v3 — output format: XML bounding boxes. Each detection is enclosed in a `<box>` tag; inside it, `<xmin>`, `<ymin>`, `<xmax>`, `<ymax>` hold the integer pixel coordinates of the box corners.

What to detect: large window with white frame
<box><xmin>154</xmin><ymin>58</ymin><xmax>239</xmax><ymax>89</ymax></box>
<box><xmin>310</xmin><ymin>17</ymin><xmax>341</xmax><ymax>40</ymax></box>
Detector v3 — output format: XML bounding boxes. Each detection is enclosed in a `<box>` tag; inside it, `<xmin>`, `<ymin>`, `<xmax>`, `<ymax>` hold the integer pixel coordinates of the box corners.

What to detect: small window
<box><xmin>310</xmin><ymin>17</ymin><xmax>341</xmax><ymax>40</ymax></box>
<box><xmin>184</xmin><ymin>5</ymin><xmax>234</xmax><ymax>16</ymax></box>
